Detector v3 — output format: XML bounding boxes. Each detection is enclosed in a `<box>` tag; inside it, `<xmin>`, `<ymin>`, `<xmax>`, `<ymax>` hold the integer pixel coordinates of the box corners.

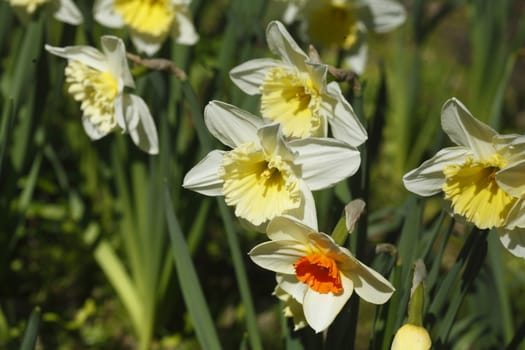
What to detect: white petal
<box><xmin>302</xmin><ymin>274</ymin><xmax>353</xmax><ymax>333</ymax></box>
<box><xmin>364</xmin><ymin>0</ymin><xmax>407</xmax><ymax>33</ymax></box>
<box><xmin>496</xmin><ymin>159</ymin><xmax>525</xmax><ymax>199</ymax></box>
<box><xmin>182</xmin><ymin>150</ymin><xmax>225</xmax><ymax>196</ymax></box>
<box><xmin>53</xmin><ymin>0</ymin><xmax>83</xmax><ymax>25</ymax></box>
<box><xmin>45</xmin><ymin>44</ymin><xmax>108</xmax><ymax>71</ymax></box>
<box><xmin>324</xmin><ymin>82</ymin><xmax>368</xmax><ymax>147</ymax></box>
<box><xmin>505</xmin><ymin>200</ymin><xmax>525</xmax><ymax>230</ymax></box>
<box><xmin>349</xmin><ymin>262</ymin><xmax>395</xmax><ymax>304</ymax></box>
<box><xmin>267</xmin><ymin>215</ymin><xmax>318</xmax><ymax>243</ymax></box>
<box><xmin>277</xmin><ymin>273</ymin><xmax>308</xmax><ymax>303</ymax></box>
<box><xmin>130</xmin><ymin>31</ymin><xmax>165</xmax><ymax>56</ymax></box>
<box><xmin>249</xmin><ymin>240</ymin><xmax>308</xmax><ymax>275</ymax></box>
<box><xmin>93</xmin><ymin>0</ymin><xmax>125</xmax><ymax>28</ymax></box>
<box><xmin>441</xmin><ymin>98</ymin><xmax>498</xmax><ymax>159</ymax></box>
<box><xmin>115</xmin><ymin>95</ymin><xmax>126</xmax><ymax>131</ymax></box>
<box><xmin>283</xmin><ymin>4</ymin><xmax>300</xmax><ymax>23</ymax></box>
<box><xmin>172</xmin><ymin>10</ymin><xmax>199</xmax><ymax>45</ymax></box>
<box><xmin>204</xmin><ymin>101</ymin><xmax>263</xmax><ymax>148</ymax></box>
<box><xmin>266</xmin><ymin>20</ymin><xmax>309</xmax><ymax>70</ymax></box>
<box><xmin>344</xmin><ymin>39</ymin><xmax>368</xmax><ymax>75</ymax></box>
<box><xmin>290</xmin><ymin>137</ymin><xmax>361</xmax><ymax>191</ymax></box>
<box><xmin>101</xmin><ymin>36</ymin><xmax>135</xmax><ymax>88</ymax></box>
<box><xmin>229</xmin><ymin>58</ymin><xmax>283</xmax><ymax>95</ymax></box>
<box><xmin>403</xmin><ymin>147</ymin><xmax>471</xmax><ymax>197</ymax></box>
<box><xmin>124</xmin><ymin>94</ymin><xmax>159</xmax><ymax>154</ymax></box>
<box><xmin>499</xmin><ymin>227</ymin><xmax>525</xmax><ymax>258</ymax></box>
<box><xmin>258</xmin><ymin>123</ymin><xmax>297</xmax><ymax>162</ymax></box>
<box><xmin>82</xmin><ymin>117</ymin><xmax>109</xmax><ymax>140</ymax></box>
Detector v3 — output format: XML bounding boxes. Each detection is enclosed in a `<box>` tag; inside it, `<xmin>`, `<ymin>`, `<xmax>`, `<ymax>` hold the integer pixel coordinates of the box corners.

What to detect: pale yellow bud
<box><xmin>391</xmin><ymin>324</ymin><xmax>431</xmax><ymax>350</ymax></box>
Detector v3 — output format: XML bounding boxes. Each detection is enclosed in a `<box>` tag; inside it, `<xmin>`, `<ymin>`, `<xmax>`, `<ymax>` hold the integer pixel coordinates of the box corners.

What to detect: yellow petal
<box><xmin>218</xmin><ymin>143</ymin><xmax>301</xmax><ymax>226</ymax></box>
<box><xmin>114</xmin><ymin>0</ymin><xmax>175</xmax><ymax>37</ymax></box>
<box><xmin>442</xmin><ymin>155</ymin><xmax>517</xmax><ymax>229</ymax></box>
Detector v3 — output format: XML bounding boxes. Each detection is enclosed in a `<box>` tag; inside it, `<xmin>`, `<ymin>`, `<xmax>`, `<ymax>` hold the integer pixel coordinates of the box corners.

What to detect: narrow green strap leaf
<box><xmin>164</xmin><ymin>188</ymin><xmax>222</xmax><ymax>350</ymax></box>
<box><xmin>217</xmin><ymin>200</ymin><xmax>263</xmax><ymax>350</ymax></box>
<box><xmin>93</xmin><ymin>240</ymin><xmax>143</xmax><ymax>336</ymax></box>
<box><xmin>20</xmin><ymin>307</ymin><xmax>41</xmax><ymax>350</ymax></box>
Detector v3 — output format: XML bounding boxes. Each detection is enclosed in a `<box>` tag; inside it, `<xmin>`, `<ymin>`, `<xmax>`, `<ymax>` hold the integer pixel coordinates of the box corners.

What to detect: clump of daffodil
<box><xmin>8</xmin><ymin>0</ymin><xmax>83</xmax><ymax>24</ymax></box>
<box><xmin>403</xmin><ymin>98</ymin><xmax>525</xmax><ymax>258</ymax></box>
<box><xmin>45</xmin><ymin>35</ymin><xmax>159</xmax><ymax>154</ymax></box>
<box><xmin>93</xmin><ymin>0</ymin><xmax>199</xmax><ymax>56</ymax></box>
<box><xmin>230</xmin><ymin>20</ymin><xmax>367</xmax><ymax>147</ymax></box>
<box><xmin>249</xmin><ymin>215</ymin><xmax>395</xmax><ymax>333</ymax></box>
<box><xmin>182</xmin><ymin>100</ymin><xmax>361</xmax><ymax>230</ymax></box>
<box><xmin>279</xmin><ymin>0</ymin><xmax>406</xmax><ymax>74</ymax></box>
<box><xmin>391</xmin><ymin>260</ymin><xmax>431</xmax><ymax>350</ymax></box>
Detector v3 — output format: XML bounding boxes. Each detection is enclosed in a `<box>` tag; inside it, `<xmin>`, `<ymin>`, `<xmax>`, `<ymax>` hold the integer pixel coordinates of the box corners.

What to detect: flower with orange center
<box><xmin>94</xmin><ymin>0</ymin><xmax>198</xmax><ymax>55</ymax></box>
<box><xmin>404</xmin><ymin>98</ymin><xmax>525</xmax><ymax>258</ymax></box>
<box><xmin>249</xmin><ymin>215</ymin><xmax>395</xmax><ymax>332</ymax></box>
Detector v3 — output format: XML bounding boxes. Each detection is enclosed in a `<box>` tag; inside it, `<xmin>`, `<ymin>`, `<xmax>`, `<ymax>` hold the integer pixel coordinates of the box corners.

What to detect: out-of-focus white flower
<box><xmin>403</xmin><ymin>98</ymin><xmax>525</xmax><ymax>258</ymax></box>
<box><xmin>230</xmin><ymin>20</ymin><xmax>367</xmax><ymax>147</ymax></box>
<box><xmin>280</xmin><ymin>0</ymin><xmax>406</xmax><ymax>74</ymax></box>
<box><xmin>45</xmin><ymin>35</ymin><xmax>159</xmax><ymax>154</ymax></box>
<box><xmin>8</xmin><ymin>0</ymin><xmax>83</xmax><ymax>25</ymax></box>
<box><xmin>182</xmin><ymin>100</ymin><xmax>361</xmax><ymax>229</ymax></box>
<box><xmin>249</xmin><ymin>215</ymin><xmax>395</xmax><ymax>332</ymax></box>
<box><xmin>93</xmin><ymin>0</ymin><xmax>199</xmax><ymax>56</ymax></box>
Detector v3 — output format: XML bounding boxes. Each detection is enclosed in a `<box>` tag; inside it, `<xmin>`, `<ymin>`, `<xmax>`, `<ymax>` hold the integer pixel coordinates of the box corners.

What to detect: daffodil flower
<box><xmin>45</xmin><ymin>35</ymin><xmax>159</xmax><ymax>154</ymax></box>
<box><xmin>403</xmin><ymin>98</ymin><xmax>525</xmax><ymax>258</ymax></box>
<box><xmin>93</xmin><ymin>0</ymin><xmax>199</xmax><ymax>56</ymax></box>
<box><xmin>229</xmin><ymin>20</ymin><xmax>367</xmax><ymax>147</ymax></box>
<box><xmin>280</xmin><ymin>0</ymin><xmax>406</xmax><ymax>74</ymax></box>
<box><xmin>8</xmin><ymin>0</ymin><xmax>83</xmax><ymax>25</ymax></box>
<box><xmin>182</xmin><ymin>100</ymin><xmax>361</xmax><ymax>229</ymax></box>
<box><xmin>248</xmin><ymin>215</ymin><xmax>395</xmax><ymax>333</ymax></box>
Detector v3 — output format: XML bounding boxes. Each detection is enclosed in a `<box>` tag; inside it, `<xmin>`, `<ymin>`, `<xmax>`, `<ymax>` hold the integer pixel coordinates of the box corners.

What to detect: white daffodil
<box><xmin>8</xmin><ymin>0</ymin><xmax>83</xmax><ymax>25</ymax></box>
<box><xmin>93</xmin><ymin>0</ymin><xmax>199</xmax><ymax>56</ymax></box>
<box><xmin>249</xmin><ymin>215</ymin><xmax>395</xmax><ymax>333</ymax></box>
<box><xmin>229</xmin><ymin>20</ymin><xmax>367</xmax><ymax>147</ymax></box>
<box><xmin>182</xmin><ymin>100</ymin><xmax>361</xmax><ymax>229</ymax></box>
<box><xmin>45</xmin><ymin>35</ymin><xmax>159</xmax><ymax>154</ymax></box>
<box><xmin>403</xmin><ymin>98</ymin><xmax>525</xmax><ymax>258</ymax></box>
<box><xmin>280</xmin><ymin>0</ymin><xmax>406</xmax><ymax>74</ymax></box>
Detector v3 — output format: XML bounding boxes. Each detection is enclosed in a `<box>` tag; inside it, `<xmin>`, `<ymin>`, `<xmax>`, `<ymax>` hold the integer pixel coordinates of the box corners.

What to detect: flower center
<box><xmin>65</xmin><ymin>61</ymin><xmax>119</xmax><ymax>134</ymax></box>
<box><xmin>294</xmin><ymin>252</ymin><xmax>343</xmax><ymax>294</ymax></box>
<box><xmin>306</xmin><ymin>1</ymin><xmax>359</xmax><ymax>49</ymax></box>
<box><xmin>8</xmin><ymin>0</ymin><xmax>48</xmax><ymax>13</ymax></box>
<box><xmin>218</xmin><ymin>142</ymin><xmax>301</xmax><ymax>226</ymax></box>
<box><xmin>442</xmin><ymin>155</ymin><xmax>517</xmax><ymax>229</ymax></box>
<box><xmin>113</xmin><ymin>0</ymin><xmax>175</xmax><ymax>37</ymax></box>
<box><xmin>260</xmin><ymin>67</ymin><xmax>322</xmax><ymax>139</ymax></box>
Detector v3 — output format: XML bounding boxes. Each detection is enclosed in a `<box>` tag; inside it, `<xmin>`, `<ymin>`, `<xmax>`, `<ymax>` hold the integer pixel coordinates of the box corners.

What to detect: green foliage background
<box><xmin>1</xmin><ymin>0</ymin><xmax>525</xmax><ymax>349</ymax></box>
